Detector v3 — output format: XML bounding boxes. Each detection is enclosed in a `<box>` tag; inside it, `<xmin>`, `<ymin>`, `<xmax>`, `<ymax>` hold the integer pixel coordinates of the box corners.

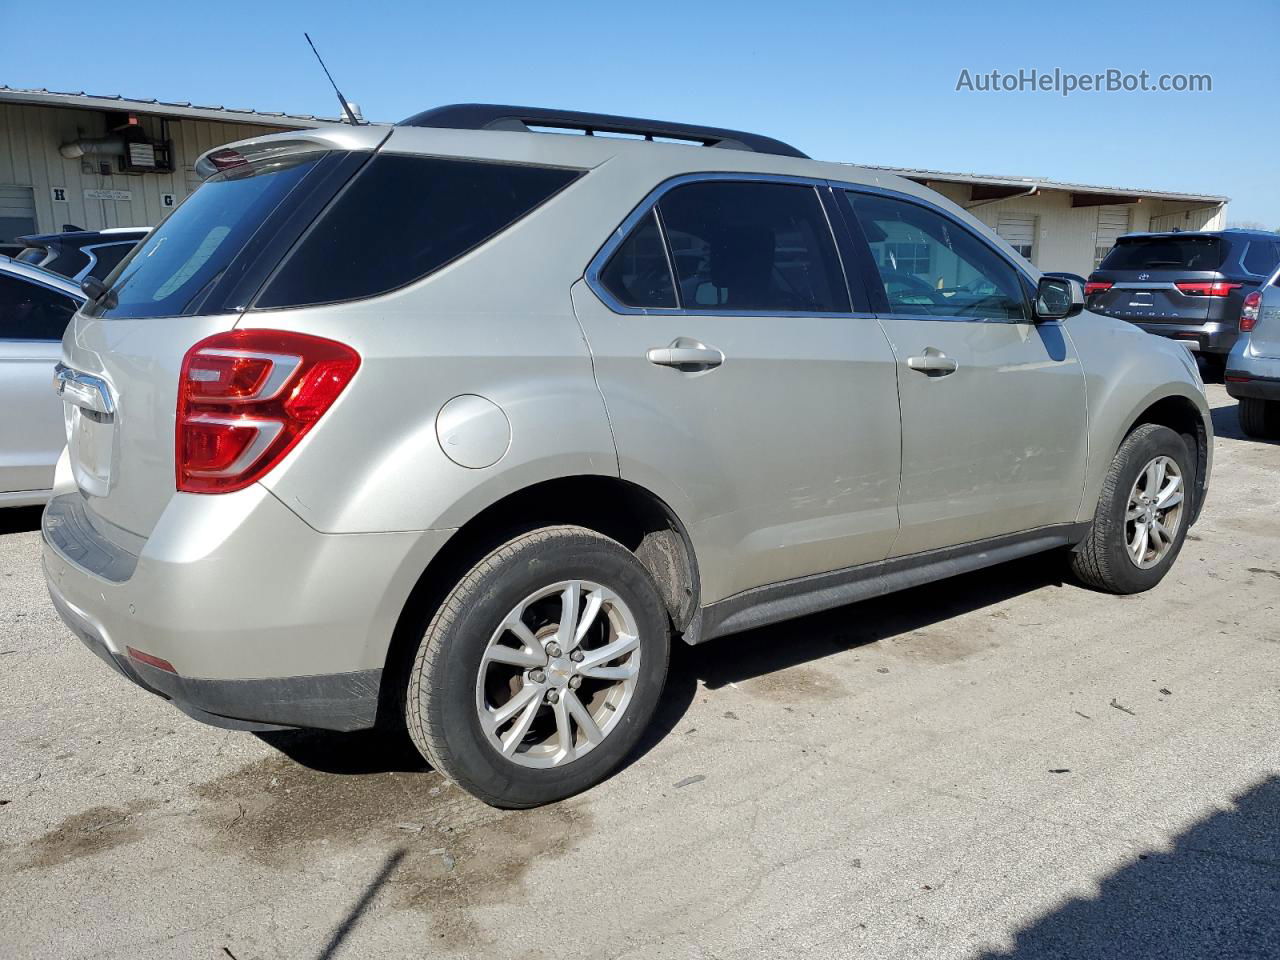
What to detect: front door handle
<box><xmin>646</xmin><ymin>338</ymin><xmax>724</xmax><ymax>371</ymax></box>
<box><xmin>906</xmin><ymin>351</ymin><xmax>958</xmax><ymax>377</ymax></box>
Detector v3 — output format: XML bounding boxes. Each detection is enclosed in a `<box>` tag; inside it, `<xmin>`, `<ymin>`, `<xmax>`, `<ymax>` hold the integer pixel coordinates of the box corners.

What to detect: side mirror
<box><xmin>1035</xmin><ymin>276</ymin><xmax>1084</xmax><ymax>321</ymax></box>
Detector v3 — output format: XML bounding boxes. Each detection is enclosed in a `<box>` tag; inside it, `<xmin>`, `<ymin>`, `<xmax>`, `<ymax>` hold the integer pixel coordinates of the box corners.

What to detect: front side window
<box><xmin>845</xmin><ymin>192</ymin><xmax>1028</xmax><ymax>322</ymax></box>
<box><xmin>599</xmin><ymin>210</ymin><xmax>676</xmax><ymax>308</ymax></box>
<box><xmin>0</xmin><ymin>274</ymin><xmax>81</xmax><ymax>340</ymax></box>
<box><xmin>655</xmin><ymin>181</ymin><xmax>849</xmax><ymax>313</ymax></box>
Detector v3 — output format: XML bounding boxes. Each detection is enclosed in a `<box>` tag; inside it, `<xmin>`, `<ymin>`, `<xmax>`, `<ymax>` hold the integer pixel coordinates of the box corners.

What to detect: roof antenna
<box><xmin>304</xmin><ymin>32</ymin><xmax>362</xmax><ymax>126</ymax></box>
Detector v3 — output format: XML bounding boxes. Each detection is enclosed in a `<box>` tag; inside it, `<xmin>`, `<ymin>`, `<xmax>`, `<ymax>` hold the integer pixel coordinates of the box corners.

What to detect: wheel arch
<box><xmin>376</xmin><ymin>475</ymin><xmax>701</xmax><ymax>726</ymax></box>
<box><xmin>1116</xmin><ymin>391</ymin><xmax>1210</xmax><ymax>525</ymax></box>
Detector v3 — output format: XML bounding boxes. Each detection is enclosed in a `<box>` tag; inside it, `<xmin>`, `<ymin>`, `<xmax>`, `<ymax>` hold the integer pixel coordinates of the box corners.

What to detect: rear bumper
<box><xmin>42</xmin><ymin>487</ymin><xmax>452</xmax><ymax>732</ymax></box>
<box><xmin>1225</xmin><ymin>340</ymin><xmax>1280</xmax><ymax>401</ymax></box>
<box><xmin>1132</xmin><ymin>321</ymin><xmax>1238</xmax><ymax>356</ymax></box>
<box><xmin>1225</xmin><ymin>372</ymin><xmax>1280</xmax><ymax>401</ymax></box>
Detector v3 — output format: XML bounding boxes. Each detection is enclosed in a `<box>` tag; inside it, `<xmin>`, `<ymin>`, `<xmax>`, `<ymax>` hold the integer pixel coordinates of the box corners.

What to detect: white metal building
<box><xmin>863</xmin><ymin>167</ymin><xmax>1229</xmax><ymax>278</ymax></box>
<box><xmin>0</xmin><ymin>87</ymin><xmax>350</xmax><ymax>249</ymax></box>
<box><xmin>0</xmin><ymin>86</ymin><xmax>1229</xmax><ymax>279</ymax></box>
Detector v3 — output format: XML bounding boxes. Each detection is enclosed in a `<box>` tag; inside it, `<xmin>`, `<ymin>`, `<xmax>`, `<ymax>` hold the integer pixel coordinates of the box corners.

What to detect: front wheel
<box><xmin>405</xmin><ymin>525</ymin><xmax>671</xmax><ymax>808</ymax></box>
<box><xmin>1071</xmin><ymin>423</ymin><xmax>1193</xmax><ymax>594</ymax></box>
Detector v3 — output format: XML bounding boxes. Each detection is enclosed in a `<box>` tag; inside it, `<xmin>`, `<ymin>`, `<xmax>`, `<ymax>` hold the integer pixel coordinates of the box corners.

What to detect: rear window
<box><xmin>1099</xmin><ymin>236</ymin><xmax>1224</xmax><ymax>272</ymax></box>
<box><xmin>87</xmin><ymin>154</ymin><xmax>323</xmax><ymax>319</ymax></box>
<box><xmin>255</xmin><ymin>156</ymin><xmax>582</xmax><ymax>309</ymax></box>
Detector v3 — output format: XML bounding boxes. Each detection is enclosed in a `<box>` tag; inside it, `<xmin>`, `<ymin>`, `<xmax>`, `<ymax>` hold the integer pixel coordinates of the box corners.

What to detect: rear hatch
<box><xmin>1250</xmin><ymin>282</ymin><xmax>1280</xmax><ymax>359</ymax></box>
<box><xmin>61</xmin><ymin>132</ymin><xmax>380</xmax><ymax>539</ymax></box>
<box><xmin>1088</xmin><ymin>234</ymin><xmax>1227</xmax><ymax>326</ymax></box>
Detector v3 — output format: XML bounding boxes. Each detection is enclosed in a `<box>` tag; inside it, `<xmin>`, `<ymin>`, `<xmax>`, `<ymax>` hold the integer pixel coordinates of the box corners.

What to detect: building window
<box><xmin>997</xmin><ymin>214</ymin><xmax>1036</xmax><ymax>264</ymax></box>
<box><xmin>882</xmin><ymin>241</ymin><xmax>932</xmax><ymax>275</ymax></box>
<box><xmin>0</xmin><ymin>185</ymin><xmax>37</xmax><ymax>253</ymax></box>
<box><xmin>1093</xmin><ymin>205</ymin><xmax>1131</xmax><ymax>271</ymax></box>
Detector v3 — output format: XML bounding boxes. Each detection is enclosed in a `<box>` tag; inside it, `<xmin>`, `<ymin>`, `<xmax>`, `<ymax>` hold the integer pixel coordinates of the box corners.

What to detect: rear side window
<box><xmin>89</xmin><ymin>154</ymin><xmax>322</xmax><ymax>319</ymax></box>
<box><xmin>599</xmin><ymin>210</ymin><xmax>676</xmax><ymax>308</ymax></box>
<box><xmin>1242</xmin><ymin>240</ymin><xmax>1280</xmax><ymax>277</ymax></box>
<box><xmin>656</xmin><ymin>181</ymin><xmax>849</xmax><ymax>313</ymax></box>
<box><xmin>1100</xmin><ymin>236</ymin><xmax>1224</xmax><ymax>271</ymax></box>
<box><xmin>0</xmin><ymin>274</ymin><xmax>81</xmax><ymax>340</ymax></box>
<box><xmin>85</xmin><ymin>241</ymin><xmax>138</xmax><ymax>280</ymax></box>
<box><xmin>255</xmin><ymin>156</ymin><xmax>582</xmax><ymax>309</ymax></box>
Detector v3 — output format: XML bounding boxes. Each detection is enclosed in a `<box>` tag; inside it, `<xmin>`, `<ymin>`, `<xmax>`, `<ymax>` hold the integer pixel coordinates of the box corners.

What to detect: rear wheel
<box><xmin>1239</xmin><ymin>396</ymin><xmax>1280</xmax><ymax>439</ymax></box>
<box><xmin>405</xmin><ymin>525</ymin><xmax>670</xmax><ymax>808</ymax></box>
<box><xmin>1071</xmin><ymin>423</ymin><xmax>1193</xmax><ymax>594</ymax></box>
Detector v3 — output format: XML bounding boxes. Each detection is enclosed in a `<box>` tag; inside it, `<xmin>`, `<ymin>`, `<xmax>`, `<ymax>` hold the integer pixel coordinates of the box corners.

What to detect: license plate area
<box><xmin>68</xmin><ymin>405</ymin><xmax>115</xmax><ymax>497</ymax></box>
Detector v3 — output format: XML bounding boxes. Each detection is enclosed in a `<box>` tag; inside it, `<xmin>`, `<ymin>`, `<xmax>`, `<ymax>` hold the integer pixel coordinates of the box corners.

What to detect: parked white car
<box><xmin>1</xmin><ymin>256</ymin><xmax>84</xmax><ymax>505</ymax></box>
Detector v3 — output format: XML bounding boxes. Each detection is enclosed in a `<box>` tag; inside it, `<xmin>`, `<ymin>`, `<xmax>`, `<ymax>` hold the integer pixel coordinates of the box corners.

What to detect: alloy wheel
<box><xmin>475</xmin><ymin>580</ymin><xmax>641</xmax><ymax>768</ymax></box>
<box><xmin>1125</xmin><ymin>455</ymin><xmax>1184</xmax><ymax>569</ymax></box>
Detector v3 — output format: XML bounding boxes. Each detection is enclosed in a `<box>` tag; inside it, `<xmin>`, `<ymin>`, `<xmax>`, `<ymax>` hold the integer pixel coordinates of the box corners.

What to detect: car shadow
<box><xmin>624</xmin><ymin>549</ymin><xmax>1069</xmax><ymax>768</ymax></box>
<box><xmin>976</xmin><ymin>774</ymin><xmax>1280</xmax><ymax>958</ymax></box>
<box><xmin>0</xmin><ymin>506</ymin><xmax>43</xmax><ymax>535</ymax></box>
<box><xmin>1211</xmin><ymin>398</ymin><xmax>1279</xmax><ymax>445</ymax></box>
<box><xmin>261</xmin><ymin>551</ymin><xmax>1069</xmax><ymax>781</ymax></box>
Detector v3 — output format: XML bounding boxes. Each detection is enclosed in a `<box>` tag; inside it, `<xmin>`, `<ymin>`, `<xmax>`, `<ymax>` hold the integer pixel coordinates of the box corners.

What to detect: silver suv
<box><xmin>43</xmin><ymin>105</ymin><xmax>1212</xmax><ymax>808</ymax></box>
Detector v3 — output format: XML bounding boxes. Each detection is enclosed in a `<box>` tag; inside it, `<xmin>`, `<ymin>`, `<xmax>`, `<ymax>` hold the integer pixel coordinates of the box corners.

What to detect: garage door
<box><xmin>1094</xmin><ymin>206</ymin><xmax>1131</xmax><ymax>270</ymax></box>
<box><xmin>0</xmin><ymin>185</ymin><xmax>37</xmax><ymax>247</ymax></box>
<box><xmin>997</xmin><ymin>214</ymin><xmax>1036</xmax><ymax>264</ymax></box>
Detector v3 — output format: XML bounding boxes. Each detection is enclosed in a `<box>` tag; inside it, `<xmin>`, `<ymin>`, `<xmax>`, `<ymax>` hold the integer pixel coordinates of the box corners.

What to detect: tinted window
<box><xmin>599</xmin><ymin>210</ymin><xmax>675</xmax><ymax>308</ymax></box>
<box><xmin>1242</xmin><ymin>240</ymin><xmax>1280</xmax><ymax>277</ymax></box>
<box><xmin>846</xmin><ymin>192</ymin><xmax>1028</xmax><ymax>321</ymax></box>
<box><xmin>0</xmin><ymin>274</ymin><xmax>81</xmax><ymax>340</ymax></box>
<box><xmin>86</xmin><ymin>241</ymin><xmax>138</xmax><ymax>280</ymax></box>
<box><xmin>257</xmin><ymin>156</ymin><xmax>582</xmax><ymax>309</ymax></box>
<box><xmin>1099</xmin><ymin>236</ymin><xmax>1224</xmax><ymax>271</ymax></box>
<box><xmin>90</xmin><ymin>154</ymin><xmax>321</xmax><ymax>319</ymax></box>
<box><xmin>656</xmin><ymin>181</ymin><xmax>848</xmax><ymax>313</ymax></box>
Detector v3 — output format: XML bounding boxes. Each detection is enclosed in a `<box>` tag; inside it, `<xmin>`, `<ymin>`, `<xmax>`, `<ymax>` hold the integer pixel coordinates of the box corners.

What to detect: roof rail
<box><xmin>397</xmin><ymin>103</ymin><xmax>809</xmax><ymax>159</ymax></box>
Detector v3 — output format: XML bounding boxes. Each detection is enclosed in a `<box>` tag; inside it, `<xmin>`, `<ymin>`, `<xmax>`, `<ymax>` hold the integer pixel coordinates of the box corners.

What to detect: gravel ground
<box><xmin>0</xmin><ymin>383</ymin><xmax>1276</xmax><ymax>960</ymax></box>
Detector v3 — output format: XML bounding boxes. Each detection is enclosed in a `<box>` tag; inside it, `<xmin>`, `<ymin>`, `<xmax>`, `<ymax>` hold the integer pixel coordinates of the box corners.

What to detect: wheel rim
<box><xmin>1125</xmin><ymin>455</ymin><xmax>1185</xmax><ymax>569</ymax></box>
<box><xmin>475</xmin><ymin>579</ymin><xmax>641</xmax><ymax>769</ymax></box>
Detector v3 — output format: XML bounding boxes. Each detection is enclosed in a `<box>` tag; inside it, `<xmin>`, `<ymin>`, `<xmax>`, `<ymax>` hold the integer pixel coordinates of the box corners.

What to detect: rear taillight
<box><xmin>1240</xmin><ymin>290</ymin><xmax>1262</xmax><ymax>332</ymax></box>
<box><xmin>177</xmin><ymin>329</ymin><xmax>360</xmax><ymax>494</ymax></box>
<box><xmin>1084</xmin><ymin>281</ymin><xmax>1112</xmax><ymax>296</ymax></box>
<box><xmin>1174</xmin><ymin>281</ymin><xmax>1242</xmax><ymax>297</ymax></box>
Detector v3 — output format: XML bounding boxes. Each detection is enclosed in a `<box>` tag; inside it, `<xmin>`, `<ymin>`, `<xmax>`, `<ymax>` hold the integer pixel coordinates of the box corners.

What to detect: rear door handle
<box><xmin>906</xmin><ymin>352</ymin><xmax>958</xmax><ymax>377</ymax></box>
<box><xmin>646</xmin><ymin>339</ymin><xmax>724</xmax><ymax>370</ymax></box>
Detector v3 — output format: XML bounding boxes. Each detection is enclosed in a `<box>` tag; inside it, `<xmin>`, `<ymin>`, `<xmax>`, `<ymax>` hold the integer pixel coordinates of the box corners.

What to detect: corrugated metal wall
<box><xmin>0</xmin><ymin>102</ymin><xmax>287</xmax><ymax>236</ymax></box>
<box><xmin>924</xmin><ymin>181</ymin><xmax>1227</xmax><ymax>276</ymax></box>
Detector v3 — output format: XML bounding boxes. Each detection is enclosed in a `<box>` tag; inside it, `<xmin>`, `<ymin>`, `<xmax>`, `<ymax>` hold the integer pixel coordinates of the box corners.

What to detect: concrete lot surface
<box><xmin>1</xmin><ymin>384</ymin><xmax>1276</xmax><ymax>960</ymax></box>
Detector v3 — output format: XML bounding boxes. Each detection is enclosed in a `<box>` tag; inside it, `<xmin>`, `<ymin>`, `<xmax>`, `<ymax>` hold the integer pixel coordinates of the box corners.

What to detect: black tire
<box><xmin>405</xmin><ymin>525</ymin><xmax>670</xmax><ymax>808</ymax></box>
<box><xmin>1239</xmin><ymin>396</ymin><xmax>1280</xmax><ymax>439</ymax></box>
<box><xmin>1071</xmin><ymin>423</ymin><xmax>1193</xmax><ymax>594</ymax></box>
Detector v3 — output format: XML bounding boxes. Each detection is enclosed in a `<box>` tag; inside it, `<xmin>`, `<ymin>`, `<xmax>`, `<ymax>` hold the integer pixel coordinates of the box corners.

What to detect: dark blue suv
<box><xmin>1085</xmin><ymin>229</ymin><xmax>1280</xmax><ymax>375</ymax></box>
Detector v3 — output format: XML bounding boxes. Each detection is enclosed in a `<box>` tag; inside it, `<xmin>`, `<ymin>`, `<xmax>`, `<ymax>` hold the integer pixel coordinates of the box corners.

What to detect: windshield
<box><xmin>88</xmin><ymin>154</ymin><xmax>322</xmax><ymax>319</ymax></box>
<box><xmin>1100</xmin><ymin>236</ymin><xmax>1224</xmax><ymax>272</ymax></box>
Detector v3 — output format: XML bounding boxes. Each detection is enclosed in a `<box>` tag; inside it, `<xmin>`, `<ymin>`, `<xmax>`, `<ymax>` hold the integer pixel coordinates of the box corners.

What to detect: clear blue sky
<box><xmin>4</xmin><ymin>0</ymin><xmax>1276</xmax><ymax>226</ymax></box>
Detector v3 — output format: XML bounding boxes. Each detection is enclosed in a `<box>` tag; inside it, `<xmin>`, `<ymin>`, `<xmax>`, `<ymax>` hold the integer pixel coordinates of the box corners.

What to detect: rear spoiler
<box><xmin>194</xmin><ymin>127</ymin><xmax>390</xmax><ymax>180</ymax></box>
